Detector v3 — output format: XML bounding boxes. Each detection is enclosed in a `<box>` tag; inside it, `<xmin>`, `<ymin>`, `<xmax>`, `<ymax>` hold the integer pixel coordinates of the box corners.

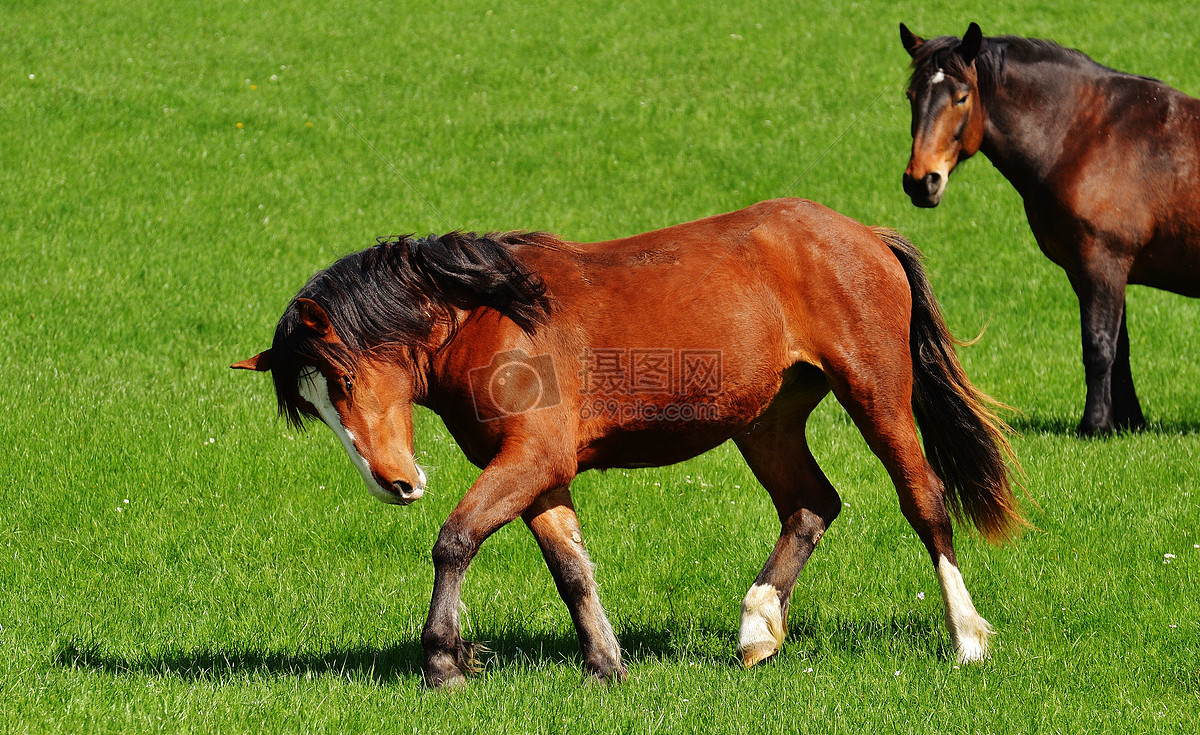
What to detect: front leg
<box><xmin>1073</xmin><ymin>270</ymin><xmax>1130</xmax><ymax>436</ymax></box>
<box><xmin>421</xmin><ymin>443</ymin><xmax>574</xmax><ymax>688</ymax></box>
<box><xmin>523</xmin><ymin>487</ymin><xmax>625</xmax><ymax>682</ymax></box>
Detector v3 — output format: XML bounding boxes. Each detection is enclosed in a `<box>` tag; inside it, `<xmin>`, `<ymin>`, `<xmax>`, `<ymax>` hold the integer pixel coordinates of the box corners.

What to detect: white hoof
<box><xmin>949</xmin><ymin>606</ymin><xmax>994</xmax><ymax>664</ymax></box>
<box><xmin>738</xmin><ymin>584</ymin><xmax>785</xmax><ymax>667</ymax></box>
<box><xmin>937</xmin><ymin>555</ymin><xmax>994</xmax><ymax>664</ymax></box>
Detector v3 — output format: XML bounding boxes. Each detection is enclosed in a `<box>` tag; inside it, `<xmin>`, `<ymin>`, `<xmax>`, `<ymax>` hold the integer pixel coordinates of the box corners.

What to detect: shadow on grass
<box><xmin>1008</xmin><ymin>413</ymin><xmax>1200</xmax><ymax>437</ymax></box>
<box><xmin>50</xmin><ymin>636</ymin><xmax>427</xmax><ymax>682</ymax></box>
<box><xmin>48</xmin><ymin>622</ymin><xmax>734</xmax><ymax>683</ymax></box>
<box><xmin>50</xmin><ymin>611</ymin><xmax>953</xmax><ymax>682</ymax></box>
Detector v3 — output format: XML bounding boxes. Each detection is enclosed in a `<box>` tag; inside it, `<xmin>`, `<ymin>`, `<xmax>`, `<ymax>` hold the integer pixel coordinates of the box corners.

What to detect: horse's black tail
<box><xmin>873</xmin><ymin>227</ymin><xmax>1025</xmax><ymax>543</ymax></box>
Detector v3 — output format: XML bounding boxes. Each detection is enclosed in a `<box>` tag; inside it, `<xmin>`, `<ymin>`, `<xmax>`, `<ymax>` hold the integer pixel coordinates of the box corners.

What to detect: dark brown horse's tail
<box><xmin>873</xmin><ymin>227</ymin><xmax>1025</xmax><ymax>543</ymax></box>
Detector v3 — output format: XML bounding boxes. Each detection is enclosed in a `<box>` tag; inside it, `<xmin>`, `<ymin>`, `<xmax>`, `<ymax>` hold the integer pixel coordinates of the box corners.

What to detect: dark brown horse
<box><xmin>901</xmin><ymin>22</ymin><xmax>1200</xmax><ymax>435</ymax></box>
<box><xmin>233</xmin><ymin>199</ymin><xmax>1022</xmax><ymax>687</ymax></box>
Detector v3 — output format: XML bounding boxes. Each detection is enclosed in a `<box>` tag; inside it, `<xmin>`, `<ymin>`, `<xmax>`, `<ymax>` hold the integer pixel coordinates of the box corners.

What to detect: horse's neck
<box><xmin>979</xmin><ymin>55</ymin><xmax>1100</xmax><ymax>195</ymax></box>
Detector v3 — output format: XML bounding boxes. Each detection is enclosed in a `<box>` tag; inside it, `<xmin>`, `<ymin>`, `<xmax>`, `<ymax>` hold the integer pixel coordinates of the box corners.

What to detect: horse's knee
<box><xmin>781</xmin><ymin>504</ymin><xmax>837</xmax><ymax>549</ymax></box>
<box><xmin>431</xmin><ymin>523</ymin><xmax>476</xmax><ymax>572</ymax></box>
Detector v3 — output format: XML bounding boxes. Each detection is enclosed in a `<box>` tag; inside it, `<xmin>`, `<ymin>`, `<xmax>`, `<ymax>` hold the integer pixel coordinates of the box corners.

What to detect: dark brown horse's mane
<box><xmin>270</xmin><ymin>230</ymin><xmax>558</xmax><ymax>427</ymax></box>
<box><xmin>907</xmin><ymin>34</ymin><xmax>1099</xmax><ymax>98</ymax></box>
<box><xmin>909</xmin><ymin>34</ymin><xmax>1135</xmax><ymax>98</ymax></box>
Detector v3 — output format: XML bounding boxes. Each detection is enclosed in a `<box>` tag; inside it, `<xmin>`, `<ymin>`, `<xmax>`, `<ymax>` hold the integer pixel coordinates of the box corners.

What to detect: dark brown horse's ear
<box><xmin>296</xmin><ymin>298</ymin><xmax>333</xmax><ymax>337</ymax></box>
<box><xmin>231</xmin><ymin>349</ymin><xmax>273</xmax><ymax>371</ymax></box>
<box><xmin>958</xmin><ymin>22</ymin><xmax>983</xmax><ymax>63</ymax></box>
<box><xmin>900</xmin><ymin>23</ymin><xmax>925</xmax><ymax>57</ymax></box>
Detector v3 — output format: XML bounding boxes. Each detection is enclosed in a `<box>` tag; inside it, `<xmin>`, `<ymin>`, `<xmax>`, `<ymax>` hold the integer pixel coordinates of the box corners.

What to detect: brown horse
<box><xmin>232</xmin><ymin>199</ymin><xmax>1022</xmax><ymax>687</ymax></box>
<box><xmin>900</xmin><ymin>22</ymin><xmax>1200</xmax><ymax>435</ymax></box>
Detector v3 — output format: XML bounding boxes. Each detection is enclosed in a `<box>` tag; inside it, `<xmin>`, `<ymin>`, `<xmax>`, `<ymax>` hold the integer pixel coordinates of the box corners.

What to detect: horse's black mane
<box><xmin>909</xmin><ymin>34</ymin><xmax>1146</xmax><ymax>97</ymax></box>
<box><xmin>271</xmin><ymin>230</ymin><xmax>557</xmax><ymax>427</ymax></box>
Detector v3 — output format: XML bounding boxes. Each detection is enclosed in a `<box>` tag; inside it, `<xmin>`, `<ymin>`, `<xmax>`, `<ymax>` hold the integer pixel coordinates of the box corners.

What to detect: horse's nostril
<box><xmin>926</xmin><ymin>172</ymin><xmax>942</xmax><ymax>194</ymax></box>
<box><xmin>392</xmin><ymin>480</ymin><xmax>413</xmax><ymax>497</ymax></box>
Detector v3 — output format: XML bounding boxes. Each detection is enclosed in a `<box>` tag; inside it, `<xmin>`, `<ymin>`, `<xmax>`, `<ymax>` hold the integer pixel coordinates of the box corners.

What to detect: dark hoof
<box><xmin>423</xmin><ymin>668</ymin><xmax>467</xmax><ymax>690</ymax></box>
<box><xmin>583</xmin><ymin>662</ymin><xmax>627</xmax><ymax>686</ymax></box>
<box><xmin>582</xmin><ymin>647</ymin><xmax>626</xmax><ymax>685</ymax></box>
<box><xmin>422</xmin><ymin>641</ymin><xmax>488</xmax><ymax>689</ymax></box>
<box><xmin>1076</xmin><ymin>419</ymin><xmax>1113</xmax><ymax>438</ymax></box>
<box><xmin>1114</xmin><ymin>416</ymin><xmax>1147</xmax><ymax>433</ymax></box>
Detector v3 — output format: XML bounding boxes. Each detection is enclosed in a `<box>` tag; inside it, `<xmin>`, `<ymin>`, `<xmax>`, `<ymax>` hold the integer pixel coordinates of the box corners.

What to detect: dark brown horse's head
<box><xmin>233</xmin><ymin>232</ymin><xmax>554</xmax><ymax>505</ymax></box>
<box><xmin>900</xmin><ymin>22</ymin><xmax>985</xmax><ymax>207</ymax></box>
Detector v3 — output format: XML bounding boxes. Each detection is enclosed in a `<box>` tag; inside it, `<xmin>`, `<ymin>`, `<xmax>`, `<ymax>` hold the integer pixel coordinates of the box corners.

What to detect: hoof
<box><xmin>949</xmin><ymin>608</ymin><xmax>994</xmax><ymax>664</ymax></box>
<box><xmin>423</xmin><ymin>641</ymin><xmax>487</xmax><ymax>689</ymax></box>
<box><xmin>583</xmin><ymin>649</ymin><xmax>626</xmax><ymax>685</ymax></box>
<box><xmin>422</xmin><ymin>668</ymin><xmax>467</xmax><ymax>690</ymax></box>
<box><xmin>1115</xmin><ymin>417</ymin><xmax>1147</xmax><ymax>433</ymax></box>
<box><xmin>953</xmin><ymin>627</ymin><xmax>993</xmax><ymax>664</ymax></box>
<box><xmin>738</xmin><ymin>584</ymin><xmax>786</xmax><ymax>668</ymax></box>
<box><xmin>937</xmin><ymin>556</ymin><xmax>995</xmax><ymax>665</ymax></box>
<box><xmin>955</xmin><ymin>642</ymin><xmax>990</xmax><ymax>665</ymax></box>
<box><xmin>739</xmin><ymin>641</ymin><xmax>780</xmax><ymax>668</ymax></box>
<box><xmin>1076</xmin><ymin>418</ymin><xmax>1113</xmax><ymax>438</ymax></box>
<box><xmin>583</xmin><ymin>663</ymin><xmax>628</xmax><ymax>686</ymax></box>
<box><xmin>949</xmin><ymin>607</ymin><xmax>994</xmax><ymax>665</ymax></box>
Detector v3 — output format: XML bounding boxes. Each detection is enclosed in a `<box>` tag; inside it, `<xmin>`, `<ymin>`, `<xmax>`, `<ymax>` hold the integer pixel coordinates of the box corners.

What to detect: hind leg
<box><xmin>829</xmin><ymin>367</ymin><xmax>994</xmax><ymax>663</ymax></box>
<box><xmin>1112</xmin><ymin>308</ymin><xmax>1146</xmax><ymax>431</ymax></box>
<box><xmin>733</xmin><ymin>385</ymin><xmax>841</xmax><ymax>667</ymax></box>
<box><xmin>1072</xmin><ymin>267</ymin><xmax>1133</xmax><ymax>436</ymax></box>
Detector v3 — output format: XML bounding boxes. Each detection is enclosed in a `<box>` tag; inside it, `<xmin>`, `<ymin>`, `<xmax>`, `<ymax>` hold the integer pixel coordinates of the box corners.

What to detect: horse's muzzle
<box><xmin>902</xmin><ymin>171</ymin><xmax>945</xmax><ymax>208</ymax></box>
<box><xmin>371</xmin><ymin>464</ymin><xmax>428</xmax><ymax>505</ymax></box>
<box><xmin>389</xmin><ymin>479</ymin><xmax>425</xmax><ymax>505</ymax></box>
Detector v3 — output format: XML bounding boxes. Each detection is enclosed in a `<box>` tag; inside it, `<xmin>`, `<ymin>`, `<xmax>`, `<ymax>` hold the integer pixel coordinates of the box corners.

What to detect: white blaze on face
<box><xmin>936</xmin><ymin>555</ymin><xmax>994</xmax><ymax>664</ymax></box>
<box><xmin>297</xmin><ymin>366</ymin><xmax>422</xmax><ymax>504</ymax></box>
<box><xmin>931</xmin><ymin>68</ymin><xmax>946</xmax><ymax>84</ymax></box>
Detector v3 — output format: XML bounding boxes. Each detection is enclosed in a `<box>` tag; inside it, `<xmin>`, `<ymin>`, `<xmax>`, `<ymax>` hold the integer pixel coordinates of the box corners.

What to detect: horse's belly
<box><xmin>575</xmin><ymin>388</ymin><xmax>772</xmax><ymax>470</ymax></box>
<box><xmin>577</xmin><ymin>423</ymin><xmax>741</xmax><ymax>470</ymax></box>
<box><xmin>1130</xmin><ymin>233</ymin><xmax>1200</xmax><ymax>297</ymax></box>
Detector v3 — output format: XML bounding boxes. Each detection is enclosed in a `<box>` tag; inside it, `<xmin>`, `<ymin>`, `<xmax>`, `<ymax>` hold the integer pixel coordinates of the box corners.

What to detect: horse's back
<box><xmin>519</xmin><ymin>199</ymin><xmax>913</xmax><ymax>401</ymax></box>
<box><xmin>538</xmin><ymin>199</ymin><xmax>909</xmax><ymax>360</ymax></box>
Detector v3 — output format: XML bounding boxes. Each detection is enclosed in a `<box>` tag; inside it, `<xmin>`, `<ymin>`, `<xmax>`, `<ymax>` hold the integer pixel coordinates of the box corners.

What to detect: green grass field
<box><xmin>4</xmin><ymin>0</ymin><xmax>1199</xmax><ymax>731</ymax></box>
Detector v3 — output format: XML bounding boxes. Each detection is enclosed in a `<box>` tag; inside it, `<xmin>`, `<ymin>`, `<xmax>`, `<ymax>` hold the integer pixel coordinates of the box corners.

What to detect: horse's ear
<box><xmin>900</xmin><ymin>23</ymin><xmax>925</xmax><ymax>57</ymax></box>
<box><xmin>958</xmin><ymin>22</ymin><xmax>983</xmax><ymax>63</ymax></box>
<box><xmin>231</xmin><ymin>349</ymin><xmax>272</xmax><ymax>372</ymax></box>
<box><xmin>296</xmin><ymin>298</ymin><xmax>333</xmax><ymax>337</ymax></box>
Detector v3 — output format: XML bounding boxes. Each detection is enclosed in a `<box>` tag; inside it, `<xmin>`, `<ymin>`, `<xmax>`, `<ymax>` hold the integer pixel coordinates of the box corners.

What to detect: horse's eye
<box><xmin>954</xmin><ymin>94</ymin><xmax>969</xmax><ymax>106</ymax></box>
<box><xmin>342</xmin><ymin>375</ymin><xmax>354</xmax><ymax>392</ymax></box>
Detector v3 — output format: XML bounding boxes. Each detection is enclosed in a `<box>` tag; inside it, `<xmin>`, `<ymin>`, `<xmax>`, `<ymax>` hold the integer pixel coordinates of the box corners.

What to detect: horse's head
<box><xmin>233</xmin><ymin>298</ymin><xmax>428</xmax><ymax>506</ymax></box>
<box><xmin>234</xmin><ymin>232</ymin><xmax>555</xmax><ymax>504</ymax></box>
<box><xmin>900</xmin><ymin>22</ymin><xmax>985</xmax><ymax>208</ymax></box>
